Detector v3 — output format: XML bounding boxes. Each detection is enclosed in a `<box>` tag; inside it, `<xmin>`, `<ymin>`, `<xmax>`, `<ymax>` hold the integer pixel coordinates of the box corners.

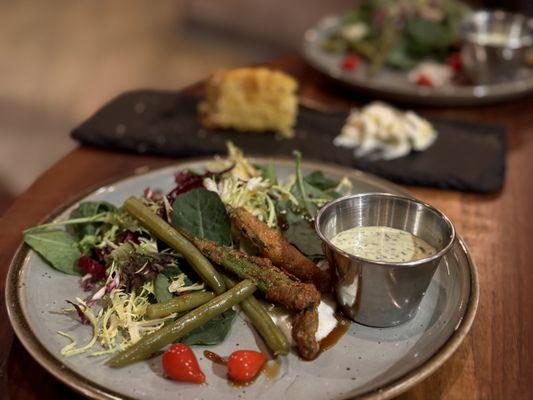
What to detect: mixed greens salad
<box><xmin>23</xmin><ymin>143</ymin><xmax>350</xmax><ymax>370</ymax></box>
<box><xmin>321</xmin><ymin>0</ymin><xmax>470</xmax><ymax>75</ymax></box>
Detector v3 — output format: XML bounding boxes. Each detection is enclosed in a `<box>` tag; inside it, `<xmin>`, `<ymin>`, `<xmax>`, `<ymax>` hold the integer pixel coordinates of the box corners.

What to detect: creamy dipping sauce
<box><xmin>471</xmin><ymin>32</ymin><xmax>517</xmax><ymax>47</ymax></box>
<box><xmin>331</xmin><ymin>226</ymin><xmax>436</xmax><ymax>262</ymax></box>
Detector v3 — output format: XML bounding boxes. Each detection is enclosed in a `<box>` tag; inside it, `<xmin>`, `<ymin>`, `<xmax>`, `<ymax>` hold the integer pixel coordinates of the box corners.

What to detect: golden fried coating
<box><xmin>230</xmin><ymin>207</ymin><xmax>331</xmax><ymax>293</ymax></box>
<box><xmin>292</xmin><ymin>305</ymin><xmax>320</xmax><ymax>360</ymax></box>
<box><xmin>192</xmin><ymin>238</ymin><xmax>320</xmax><ymax>311</ymax></box>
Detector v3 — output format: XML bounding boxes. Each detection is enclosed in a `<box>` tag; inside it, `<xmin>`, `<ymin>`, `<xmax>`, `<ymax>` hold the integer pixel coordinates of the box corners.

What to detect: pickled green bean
<box><xmin>223</xmin><ymin>276</ymin><xmax>289</xmax><ymax>356</ymax></box>
<box><xmin>146</xmin><ymin>291</ymin><xmax>215</xmax><ymax>319</ymax></box>
<box><xmin>123</xmin><ymin>197</ymin><xmax>226</xmax><ymax>295</ymax></box>
<box><xmin>107</xmin><ymin>279</ymin><xmax>256</xmax><ymax>367</ymax></box>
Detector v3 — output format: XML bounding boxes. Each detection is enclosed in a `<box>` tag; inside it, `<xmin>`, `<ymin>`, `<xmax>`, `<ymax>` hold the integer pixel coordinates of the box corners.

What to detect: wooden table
<box><xmin>1</xmin><ymin>55</ymin><xmax>532</xmax><ymax>399</ymax></box>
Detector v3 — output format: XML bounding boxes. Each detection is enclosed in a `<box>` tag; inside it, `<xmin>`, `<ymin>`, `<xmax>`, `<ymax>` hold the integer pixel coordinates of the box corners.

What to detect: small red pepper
<box><xmin>446</xmin><ymin>52</ymin><xmax>462</xmax><ymax>72</ymax></box>
<box><xmin>162</xmin><ymin>344</ymin><xmax>205</xmax><ymax>384</ymax></box>
<box><xmin>341</xmin><ymin>54</ymin><xmax>360</xmax><ymax>71</ymax></box>
<box><xmin>417</xmin><ymin>73</ymin><xmax>433</xmax><ymax>87</ymax></box>
<box><xmin>227</xmin><ymin>350</ymin><xmax>266</xmax><ymax>383</ymax></box>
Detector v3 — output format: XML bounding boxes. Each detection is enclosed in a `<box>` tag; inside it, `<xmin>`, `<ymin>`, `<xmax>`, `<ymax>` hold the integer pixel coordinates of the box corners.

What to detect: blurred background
<box><xmin>0</xmin><ymin>0</ymin><xmax>530</xmax><ymax>215</ymax></box>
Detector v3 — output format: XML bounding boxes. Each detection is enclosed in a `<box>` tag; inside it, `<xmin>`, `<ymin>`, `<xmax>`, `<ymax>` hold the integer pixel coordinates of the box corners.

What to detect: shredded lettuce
<box><xmin>206</xmin><ymin>141</ymin><xmax>260</xmax><ymax>180</ymax></box>
<box><xmin>204</xmin><ymin>175</ymin><xmax>297</xmax><ymax>227</ymax></box>
<box><xmin>58</xmin><ymin>281</ymin><xmax>176</xmax><ymax>357</ymax></box>
<box><xmin>202</xmin><ymin>144</ymin><xmax>351</xmax><ymax>226</ymax></box>
<box><xmin>168</xmin><ymin>273</ymin><xmax>205</xmax><ymax>294</ymax></box>
<box><xmin>59</xmin><ymin>298</ymin><xmax>101</xmax><ymax>356</ymax></box>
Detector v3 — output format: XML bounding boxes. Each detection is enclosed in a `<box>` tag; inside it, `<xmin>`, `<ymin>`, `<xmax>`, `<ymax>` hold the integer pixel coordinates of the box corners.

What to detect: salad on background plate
<box><xmin>303</xmin><ymin>0</ymin><xmax>533</xmax><ymax>105</ymax></box>
<box><xmin>321</xmin><ymin>0</ymin><xmax>469</xmax><ymax>86</ymax></box>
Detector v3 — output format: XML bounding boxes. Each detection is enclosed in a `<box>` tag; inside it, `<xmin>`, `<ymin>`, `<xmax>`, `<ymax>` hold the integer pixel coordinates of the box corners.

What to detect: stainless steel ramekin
<box><xmin>315</xmin><ymin>193</ymin><xmax>455</xmax><ymax>327</ymax></box>
<box><xmin>461</xmin><ymin>10</ymin><xmax>533</xmax><ymax>84</ymax></box>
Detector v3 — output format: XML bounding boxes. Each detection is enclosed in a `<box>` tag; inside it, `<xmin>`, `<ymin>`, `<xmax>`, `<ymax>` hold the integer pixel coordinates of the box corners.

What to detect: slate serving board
<box><xmin>71</xmin><ymin>90</ymin><xmax>506</xmax><ymax>192</ymax></box>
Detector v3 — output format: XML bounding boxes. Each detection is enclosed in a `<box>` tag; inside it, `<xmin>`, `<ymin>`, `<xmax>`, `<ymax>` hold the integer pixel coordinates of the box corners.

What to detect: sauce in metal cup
<box><xmin>315</xmin><ymin>193</ymin><xmax>455</xmax><ymax>327</ymax></box>
<box><xmin>461</xmin><ymin>10</ymin><xmax>533</xmax><ymax>84</ymax></box>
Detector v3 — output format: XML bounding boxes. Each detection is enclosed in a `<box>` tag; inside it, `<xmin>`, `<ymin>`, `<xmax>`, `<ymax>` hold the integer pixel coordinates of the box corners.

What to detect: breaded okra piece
<box><xmin>292</xmin><ymin>304</ymin><xmax>320</xmax><ymax>360</ymax></box>
<box><xmin>229</xmin><ymin>207</ymin><xmax>331</xmax><ymax>293</ymax></box>
<box><xmin>192</xmin><ymin>237</ymin><xmax>321</xmax><ymax>312</ymax></box>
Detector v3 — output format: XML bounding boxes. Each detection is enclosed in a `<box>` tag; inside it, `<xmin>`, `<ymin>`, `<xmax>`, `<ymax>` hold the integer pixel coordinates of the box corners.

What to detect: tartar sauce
<box><xmin>331</xmin><ymin>226</ymin><xmax>436</xmax><ymax>262</ymax></box>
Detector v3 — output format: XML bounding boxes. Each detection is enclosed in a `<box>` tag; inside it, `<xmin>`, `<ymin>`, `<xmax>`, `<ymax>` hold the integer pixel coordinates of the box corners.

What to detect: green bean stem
<box><xmin>123</xmin><ymin>197</ymin><xmax>226</xmax><ymax>295</ymax></box>
<box><xmin>348</xmin><ymin>40</ymin><xmax>376</xmax><ymax>59</ymax></box>
<box><xmin>223</xmin><ymin>275</ymin><xmax>289</xmax><ymax>356</ymax></box>
<box><xmin>107</xmin><ymin>279</ymin><xmax>256</xmax><ymax>367</ymax></box>
<box><xmin>146</xmin><ymin>292</ymin><xmax>215</xmax><ymax>319</ymax></box>
<box><xmin>368</xmin><ymin>19</ymin><xmax>396</xmax><ymax>77</ymax></box>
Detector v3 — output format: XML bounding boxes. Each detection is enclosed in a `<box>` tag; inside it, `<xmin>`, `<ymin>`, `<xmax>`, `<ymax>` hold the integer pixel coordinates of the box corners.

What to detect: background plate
<box><xmin>6</xmin><ymin>158</ymin><xmax>478</xmax><ymax>399</ymax></box>
<box><xmin>303</xmin><ymin>16</ymin><xmax>533</xmax><ymax>106</ymax></box>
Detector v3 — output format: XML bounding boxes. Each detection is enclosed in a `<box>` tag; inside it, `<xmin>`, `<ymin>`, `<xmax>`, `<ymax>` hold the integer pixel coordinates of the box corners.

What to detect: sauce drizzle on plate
<box><xmin>203</xmin><ymin>350</ymin><xmax>226</xmax><ymax>365</ymax></box>
<box><xmin>319</xmin><ymin>314</ymin><xmax>351</xmax><ymax>353</ymax></box>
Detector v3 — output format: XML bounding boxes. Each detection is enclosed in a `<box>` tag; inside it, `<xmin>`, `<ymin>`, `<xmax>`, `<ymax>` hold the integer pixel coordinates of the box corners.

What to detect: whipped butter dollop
<box><xmin>334</xmin><ymin>102</ymin><xmax>437</xmax><ymax>160</ymax></box>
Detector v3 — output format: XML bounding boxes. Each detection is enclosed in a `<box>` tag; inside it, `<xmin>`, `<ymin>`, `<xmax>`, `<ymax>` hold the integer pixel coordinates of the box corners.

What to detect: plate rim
<box><xmin>302</xmin><ymin>15</ymin><xmax>533</xmax><ymax>106</ymax></box>
<box><xmin>5</xmin><ymin>157</ymin><xmax>479</xmax><ymax>400</ymax></box>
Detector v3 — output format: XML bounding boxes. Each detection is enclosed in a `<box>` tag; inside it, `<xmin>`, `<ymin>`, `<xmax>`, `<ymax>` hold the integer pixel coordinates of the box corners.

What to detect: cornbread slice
<box><xmin>198</xmin><ymin>67</ymin><xmax>298</xmax><ymax>138</ymax></box>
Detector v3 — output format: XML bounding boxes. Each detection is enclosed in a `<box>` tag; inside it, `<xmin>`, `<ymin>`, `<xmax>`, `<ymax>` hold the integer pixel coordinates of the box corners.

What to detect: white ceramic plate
<box><xmin>303</xmin><ymin>16</ymin><xmax>533</xmax><ymax>106</ymax></box>
<box><xmin>6</xmin><ymin>158</ymin><xmax>478</xmax><ymax>399</ymax></box>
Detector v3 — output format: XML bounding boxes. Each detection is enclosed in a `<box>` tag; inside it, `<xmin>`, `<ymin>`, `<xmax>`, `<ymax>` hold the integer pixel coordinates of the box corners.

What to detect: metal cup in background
<box><xmin>315</xmin><ymin>193</ymin><xmax>455</xmax><ymax>328</ymax></box>
<box><xmin>461</xmin><ymin>10</ymin><xmax>533</xmax><ymax>85</ymax></box>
